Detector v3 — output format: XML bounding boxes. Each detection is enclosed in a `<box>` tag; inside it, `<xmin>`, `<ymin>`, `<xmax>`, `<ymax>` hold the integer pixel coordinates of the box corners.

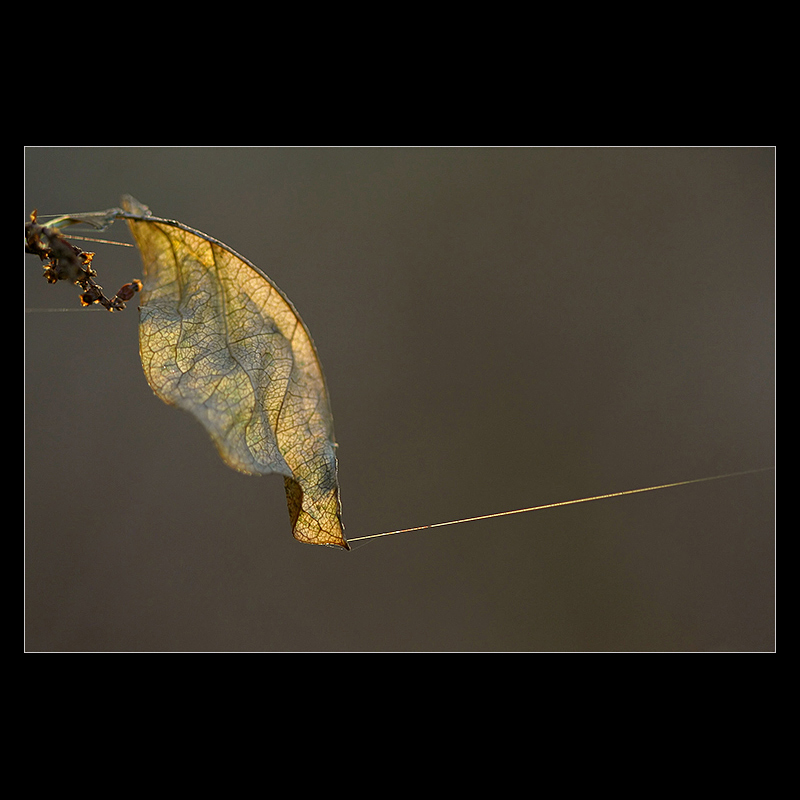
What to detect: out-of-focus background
<box><xmin>24</xmin><ymin>147</ymin><xmax>774</xmax><ymax>652</ymax></box>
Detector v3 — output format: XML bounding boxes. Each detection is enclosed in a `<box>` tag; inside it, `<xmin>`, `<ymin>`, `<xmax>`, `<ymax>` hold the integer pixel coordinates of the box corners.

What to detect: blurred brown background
<box><xmin>24</xmin><ymin>147</ymin><xmax>775</xmax><ymax>651</ymax></box>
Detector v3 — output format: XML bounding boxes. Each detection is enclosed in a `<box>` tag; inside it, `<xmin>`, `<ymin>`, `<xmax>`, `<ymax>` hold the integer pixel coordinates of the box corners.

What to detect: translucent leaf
<box><xmin>122</xmin><ymin>196</ymin><xmax>347</xmax><ymax>549</ymax></box>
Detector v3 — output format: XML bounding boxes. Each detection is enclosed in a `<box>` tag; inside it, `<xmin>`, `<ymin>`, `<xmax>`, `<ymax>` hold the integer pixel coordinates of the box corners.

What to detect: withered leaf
<box><xmin>121</xmin><ymin>196</ymin><xmax>346</xmax><ymax>549</ymax></box>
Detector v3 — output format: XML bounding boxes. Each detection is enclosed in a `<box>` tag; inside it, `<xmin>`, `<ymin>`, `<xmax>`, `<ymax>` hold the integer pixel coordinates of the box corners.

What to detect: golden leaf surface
<box><xmin>122</xmin><ymin>197</ymin><xmax>346</xmax><ymax>549</ymax></box>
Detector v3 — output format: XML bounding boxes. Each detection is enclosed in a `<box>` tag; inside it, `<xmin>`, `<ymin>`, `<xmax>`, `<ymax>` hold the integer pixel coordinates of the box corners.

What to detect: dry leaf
<box><xmin>122</xmin><ymin>197</ymin><xmax>346</xmax><ymax>549</ymax></box>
